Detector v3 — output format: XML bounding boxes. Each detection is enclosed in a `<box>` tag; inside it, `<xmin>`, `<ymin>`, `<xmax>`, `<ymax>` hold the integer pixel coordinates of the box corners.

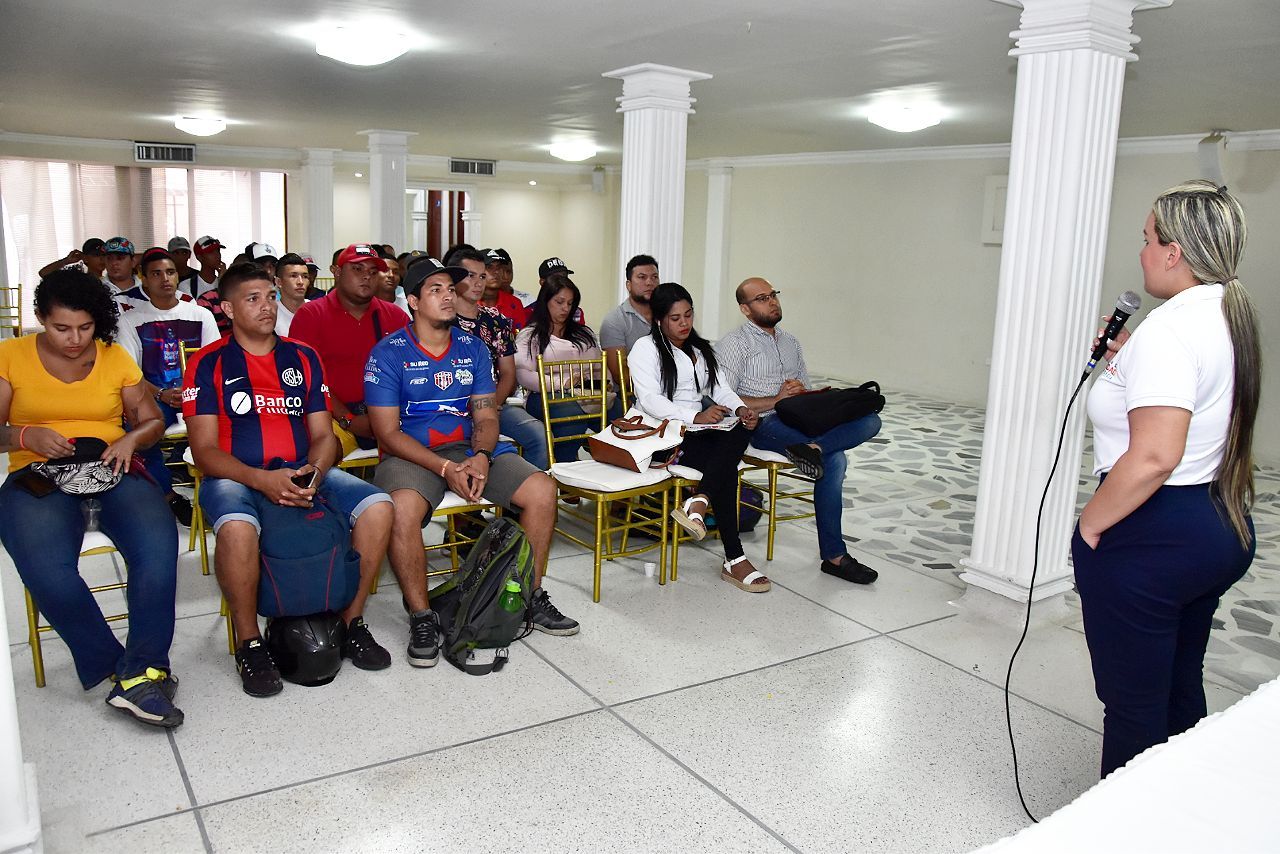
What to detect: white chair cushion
<box><xmin>342</xmin><ymin>447</ymin><xmax>379</xmax><ymax>463</ymax></box>
<box><xmin>745</xmin><ymin>445</ymin><xmax>790</xmax><ymax>464</ymax></box>
<box><xmin>182</xmin><ymin>446</ymin><xmax>196</xmax><ymax>466</ymax></box>
<box><xmin>438</xmin><ymin>491</ymin><xmax>493</xmax><ymax>511</ymax></box>
<box><xmin>163</xmin><ymin>415</ymin><xmax>187</xmax><ymax>438</ymax></box>
<box><xmin>550</xmin><ymin>461</ymin><xmax>670</xmax><ymax>492</ymax></box>
<box><xmin>667</xmin><ymin>464</ymin><xmax>703</xmax><ymax>481</ymax></box>
<box><xmin>80</xmin><ymin>531</ymin><xmax>116</xmax><ymax>554</ymax></box>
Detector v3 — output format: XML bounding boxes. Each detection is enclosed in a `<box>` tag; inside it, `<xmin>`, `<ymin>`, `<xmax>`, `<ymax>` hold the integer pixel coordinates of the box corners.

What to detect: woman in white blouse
<box><xmin>514</xmin><ymin>275</ymin><xmax>603</xmax><ymax>464</ymax></box>
<box><xmin>1074</xmin><ymin>181</ymin><xmax>1261</xmax><ymax>777</ymax></box>
<box><xmin>628</xmin><ymin>282</ymin><xmax>768</xmax><ymax>593</ymax></box>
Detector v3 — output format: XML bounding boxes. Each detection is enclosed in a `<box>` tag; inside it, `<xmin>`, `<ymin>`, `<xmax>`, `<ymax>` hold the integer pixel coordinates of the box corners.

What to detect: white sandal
<box><xmin>721</xmin><ymin>554</ymin><xmax>771</xmax><ymax>593</ymax></box>
<box><xmin>671</xmin><ymin>494</ymin><xmax>709</xmax><ymax>541</ymax></box>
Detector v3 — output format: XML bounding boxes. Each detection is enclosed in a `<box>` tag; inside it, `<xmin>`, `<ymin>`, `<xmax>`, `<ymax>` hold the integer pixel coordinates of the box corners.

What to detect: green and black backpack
<box><xmin>427</xmin><ymin>517</ymin><xmax>535</xmax><ymax>675</ymax></box>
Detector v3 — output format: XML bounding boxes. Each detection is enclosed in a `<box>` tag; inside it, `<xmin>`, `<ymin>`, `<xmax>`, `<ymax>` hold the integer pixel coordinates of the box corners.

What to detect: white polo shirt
<box><xmin>627</xmin><ymin>334</ymin><xmax>745</xmax><ymax>424</ymax></box>
<box><xmin>1087</xmin><ymin>283</ymin><xmax>1234</xmax><ymax>484</ymax></box>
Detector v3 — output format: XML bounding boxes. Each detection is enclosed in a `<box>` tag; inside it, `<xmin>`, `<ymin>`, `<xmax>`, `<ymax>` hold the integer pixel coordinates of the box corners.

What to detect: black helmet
<box><xmin>265</xmin><ymin>612</ymin><xmax>344</xmax><ymax>686</ymax></box>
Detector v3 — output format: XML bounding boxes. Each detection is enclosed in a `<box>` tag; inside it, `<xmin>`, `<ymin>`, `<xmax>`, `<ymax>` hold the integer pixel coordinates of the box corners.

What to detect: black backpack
<box><xmin>427</xmin><ymin>517</ymin><xmax>535</xmax><ymax>675</ymax></box>
<box><xmin>256</xmin><ymin>497</ymin><xmax>361</xmax><ymax>618</ymax></box>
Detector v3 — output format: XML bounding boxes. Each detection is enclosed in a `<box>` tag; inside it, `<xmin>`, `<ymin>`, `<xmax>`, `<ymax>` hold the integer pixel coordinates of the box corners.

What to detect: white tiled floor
<box><xmin>3</xmin><ymin>396</ymin><xmax>1272</xmax><ymax>852</ymax></box>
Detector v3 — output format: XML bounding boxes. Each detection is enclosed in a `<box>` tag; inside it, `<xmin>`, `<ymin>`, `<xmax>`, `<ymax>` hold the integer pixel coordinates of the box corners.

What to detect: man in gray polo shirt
<box><xmin>599</xmin><ymin>254</ymin><xmax>659</xmax><ymax>387</ymax></box>
<box><xmin>717</xmin><ymin>276</ymin><xmax>881</xmax><ymax>585</ymax></box>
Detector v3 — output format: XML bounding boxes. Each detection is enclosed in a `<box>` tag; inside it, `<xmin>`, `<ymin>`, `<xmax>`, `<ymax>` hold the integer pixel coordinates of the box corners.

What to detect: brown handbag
<box><xmin>587</xmin><ymin>411</ymin><xmax>686</xmax><ymax>473</ymax></box>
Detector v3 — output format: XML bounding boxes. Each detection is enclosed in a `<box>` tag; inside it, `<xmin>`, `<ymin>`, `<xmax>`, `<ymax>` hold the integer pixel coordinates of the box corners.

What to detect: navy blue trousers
<box><xmin>1072</xmin><ymin>480</ymin><xmax>1254</xmax><ymax>777</ymax></box>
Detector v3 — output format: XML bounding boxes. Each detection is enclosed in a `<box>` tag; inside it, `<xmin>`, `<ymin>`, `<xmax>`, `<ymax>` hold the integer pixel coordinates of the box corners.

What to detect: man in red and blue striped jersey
<box><xmin>183</xmin><ymin>263</ymin><xmax>396</xmax><ymax>698</ymax></box>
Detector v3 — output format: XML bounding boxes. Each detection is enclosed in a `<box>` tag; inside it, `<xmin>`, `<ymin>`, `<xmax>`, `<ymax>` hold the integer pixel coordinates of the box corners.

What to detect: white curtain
<box><xmin>0</xmin><ymin>160</ymin><xmax>285</xmax><ymax>329</ymax></box>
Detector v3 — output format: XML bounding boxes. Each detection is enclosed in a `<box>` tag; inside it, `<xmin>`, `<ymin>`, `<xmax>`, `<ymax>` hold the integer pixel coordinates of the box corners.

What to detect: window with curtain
<box><xmin>1</xmin><ymin>159</ymin><xmax>285</xmax><ymax>329</ymax></box>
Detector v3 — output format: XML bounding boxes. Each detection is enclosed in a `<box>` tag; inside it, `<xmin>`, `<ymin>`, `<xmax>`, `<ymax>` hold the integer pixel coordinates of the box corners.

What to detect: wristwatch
<box><xmin>337</xmin><ymin>414</ymin><xmax>353</xmax><ymax>430</ymax></box>
<box><xmin>473</xmin><ymin>448</ymin><xmax>494</xmax><ymax>462</ymax></box>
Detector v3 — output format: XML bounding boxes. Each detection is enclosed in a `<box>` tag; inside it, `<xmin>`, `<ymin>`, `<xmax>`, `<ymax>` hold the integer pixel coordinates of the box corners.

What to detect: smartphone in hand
<box><xmin>291</xmin><ymin>469</ymin><xmax>318</xmax><ymax>490</ymax></box>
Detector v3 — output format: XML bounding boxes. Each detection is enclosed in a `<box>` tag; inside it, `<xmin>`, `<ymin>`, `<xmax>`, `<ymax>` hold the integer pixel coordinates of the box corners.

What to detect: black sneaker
<box><xmin>530</xmin><ymin>588</ymin><xmax>579</xmax><ymax>636</ymax></box>
<box><xmin>157</xmin><ymin>670</ymin><xmax>179</xmax><ymax>702</ymax></box>
<box><xmin>784</xmin><ymin>443</ymin><xmax>825</xmax><ymax>480</ymax></box>
<box><xmin>235</xmin><ymin>638</ymin><xmax>283</xmax><ymax>697</ymax></box>
<box><xmin>821</xmin><ymin>554</ymin><xmax>878</xmax><ymax>585</ymax></box>
<box><xmin>407</xmin><ymin>609</ymin><xmax>441</xmax><ymax>667</ymax></box>
<box><xmin>341</xmin><ymin>616</ymin><xmax>392</xmax><ymax>670</ymax></box>
<box><xmin>106</xmin><ymin>674</ymin><xmax>184</xmax><ymax>729</ymax></box>
<box><xmin>167</xmin><ymin>492</ymin><xmax>194</xmax><ymax>527</ymax></box>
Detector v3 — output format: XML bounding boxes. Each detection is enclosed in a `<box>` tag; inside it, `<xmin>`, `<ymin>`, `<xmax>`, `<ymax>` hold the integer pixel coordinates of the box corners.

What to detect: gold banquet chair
<box><xmin>0</xmin><ymin>283</ymin><xmax>22</xmax><ymax>335</ymax></box>
<box><xmin>535</xmin><ymin>353</ymin><xmax>670</xmax><ymax>602</ymax></box>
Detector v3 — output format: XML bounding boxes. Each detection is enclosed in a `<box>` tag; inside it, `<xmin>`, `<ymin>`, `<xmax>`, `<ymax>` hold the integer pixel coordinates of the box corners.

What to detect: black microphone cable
<box><xmin>1004</xmin><ymin>369</ymin><xmax>1090</xmax><ymax>824</ymax></box>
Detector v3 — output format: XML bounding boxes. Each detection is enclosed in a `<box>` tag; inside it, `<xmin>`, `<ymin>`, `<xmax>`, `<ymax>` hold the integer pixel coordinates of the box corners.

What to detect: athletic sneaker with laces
<box><xmin>407</xmin><ymin>609</ymin><xmax>441</xmax><ymax>667</ymax></box>
<box><xmin>235</xmin><ymin>638</ymin><xmax>284</xmax><ymax>697</ymax></box>
<box><xmin>341</xmin><ymin>616</ymin><xmax>392</xmax><ymax>670</ymax></box>
<box><xmin>107</xmin><ymin>668</ymin><xmax>184</xmax><ymax>728</ymax></box>
<box><xmin>530</xmin><ymin>587</ymin><xmax>579</xmax><ymax>636</ymax></box>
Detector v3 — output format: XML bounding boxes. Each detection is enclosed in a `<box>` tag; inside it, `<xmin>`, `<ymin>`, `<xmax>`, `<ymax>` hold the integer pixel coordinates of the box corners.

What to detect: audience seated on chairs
<box><xmin>443</xmin><ymin>246</ymin><xmax>550</xmax><ymax>470</ymax></box>
<box><xmin>376</xmin><ymin>248</ymin><xmax>410</xmax><ymax>314</ymax></box>
<box><xmin>628</xmin><ymin>282</ymin><xmax>770</xmax><ymax>593</ymax></box>
<box><xmin>478</xmin><ymin>247</ymin><xmax>530</xmax><ymax>330</ymax></box>
<box><xmin>514</xmin><ymin>273</ymin><xmax>603</xmax><ymax>464</ymax></box>
<box><xmin>599</xmin><ymin>254</ymin><xmax>661</xmax><ymax>393</ymax></box>
<box><xmin>100</xmin><ymin>237</ymin><xmax>145</xmax><ymax>307</ymax></box>
<box><xmin>289</xmin><ymin>243</ymin><xmax>410</xmax><ymax>466</ymax></box>
<box><xmin>273</xmin><ymin>252</ymin><xmax>325</xmax><ymax>336</ymax></box>
<box><xmin>38</xmin><ymin>237</ymin><xmax>108</xmax><ymax>281</ymax></box>
<box><xmin>0</xmin><ymin>270</ymin><xmax>182</xmax><ymax>728</ymax></box>
<box><xmin>192</xmin><ymin>235</ymin><xmax>231</xmax><ymax>332</ymax></box>
<box><xmin>183</xmin><ymin>263</ymin><xmax>395</xmax><ymax>698</ymax></box>
<box><xmin>366</xmin><ymin>257</ymin><xmax>578</xmax><ymax>659</ymax></box>
<box><xmin>718</xmin><ymin>277</ymin><xmax>881</xmax><ymax>584</ymax></box>
<box><xmin>535</xmin><ymin>257</ymin><xmax>588</xmax><ymax>325</ymax></box>
<box><xmin>118</xmin><ymin>247</ymin><xmax>220</xmax><ymax>525</ymax></box>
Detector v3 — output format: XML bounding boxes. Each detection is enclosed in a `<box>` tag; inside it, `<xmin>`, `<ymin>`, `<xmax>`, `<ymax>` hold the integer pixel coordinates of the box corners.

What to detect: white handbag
<box><xmin>587</xmin><ymin>408</ymin><xmax>685</xmax><ymax>473</ymax></box>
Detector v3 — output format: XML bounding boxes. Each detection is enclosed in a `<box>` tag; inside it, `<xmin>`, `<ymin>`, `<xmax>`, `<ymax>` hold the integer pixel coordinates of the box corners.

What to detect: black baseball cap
<box><xmin>81</xmin><ymin>238</ymin><xmax>107</xmax><ymax>256</ymax></box>
<box><xmin>402</xmin><ymin>257</ymin><xmax>469</xmax><ymax>297</ymax></box>
<box><xmin>538</xmin><ymin>257</ymin><xmax>574</xmax><ymax>278</ymax></box>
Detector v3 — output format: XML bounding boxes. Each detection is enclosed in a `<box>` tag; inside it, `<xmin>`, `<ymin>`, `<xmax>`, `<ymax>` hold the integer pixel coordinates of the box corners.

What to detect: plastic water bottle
<box><xmin>82</xmin><ymin>498</ymin><xmax>102</xmax><ymax>532</ymax></box>
<box><xmin>498</xmin><ymin>579</ymin><xmax>523</xmax><ymax>613</ymax></box>
<box><xmin>161</xmin><ymin>328</ymin><xmax>181</xmax><ymax>387</ymax></box>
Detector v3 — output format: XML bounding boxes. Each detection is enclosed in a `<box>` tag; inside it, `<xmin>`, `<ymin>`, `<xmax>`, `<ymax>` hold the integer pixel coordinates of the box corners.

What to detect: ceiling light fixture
<box><xmin>316</xmin><ymin>23</ymin><xmax>410</xmax><ymax>66</ymax></box>
<box><xmin>174</xmin><ymin>116</ymin><xmax>226</xmax><ymax>137</ymax></box>
<box><xmin>866</xmin><ymin>100</ymin><xmax>944</xmax><ymax>134</ymax></box>
<box><xmin>354</xmin><ymin>172</ymin><xmax>364</xmax><ymax>178</ymax></box>
<box><xmin>528</xmin><ymin>181</ymin><xmax>538</xmax><ymax>186</ymax></box>
<box><xmin>549</xmin><ymin>141</ymin><xmax>598</xmax><ymax>162</ymax></box>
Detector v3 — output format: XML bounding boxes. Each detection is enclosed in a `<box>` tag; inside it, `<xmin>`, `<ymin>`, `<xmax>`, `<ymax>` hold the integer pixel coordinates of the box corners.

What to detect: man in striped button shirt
<box><xmin>717</xmin><ymin>277</ymin><xmax>882</xmax><ymax>585</ymax></box>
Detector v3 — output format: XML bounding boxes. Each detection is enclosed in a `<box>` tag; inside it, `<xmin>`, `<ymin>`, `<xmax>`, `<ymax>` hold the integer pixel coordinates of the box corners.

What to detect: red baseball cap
<box><xmin>336</xmin><ymin>243</ymin><xmax>389</xmax><ymax>272</ymax></box>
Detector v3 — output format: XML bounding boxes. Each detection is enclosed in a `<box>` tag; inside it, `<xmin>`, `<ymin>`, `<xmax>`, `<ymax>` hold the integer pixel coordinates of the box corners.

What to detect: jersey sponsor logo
<box><xmin>408</xmin><ymin>376</ymin><xmax>427</xmax><ymax>385</ymax></box>
<box><xmin>229</xmin><ymin>390</ymin><xmax>253</xmax><ymax>415</ymax></box>
<box><xmin>281</xmin><ymin>367</ymin><xmax>304</xmax><ymax>388</ymax></box>
<box><xmin>389</xmin><ymin>337</ymin><xmax>407</xmax><ymax>346</ymax></box>
<box><xmin>182</xmin><ymin>387</ymin><xmax>199</xmax><ymax>403</ymax></box>
<box><xmin>364</xmin><ymin>372</ymin><xmax>380</xmax><ymax>386</ymax></box>
<box><xmin>405</xmin><ymin>360</ymin><xmax>430</xmax><ymax>369</ymax></box>
<box><xmin>434</xmin><ymin>371</ymin><xmax>454</xmax><ymax>390</ymax></box>
<box><xmin>253</xmin><ymin>393</ymin><xmax>304</xmax><ymax>416</ymax></box>
<box><xmin>224</xmin><ymin>376</ymin><xmax>243</xmax><ymax>385</ymax></box>
<box><xmin>455</xmin><ymin>367</ymin><xmax>473</xmax><ymax>385</ymax></box>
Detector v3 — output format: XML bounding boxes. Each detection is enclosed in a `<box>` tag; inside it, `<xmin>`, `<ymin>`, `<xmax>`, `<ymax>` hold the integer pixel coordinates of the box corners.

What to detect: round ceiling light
<box><xmin>316</xmin><ymin>24</ymin><xmax>409</xmax><ymax>66</ymax></box>
<box><xmin>174</xmin><ymin>116</ymin><xmax>226</xmax><ymax>137</ymax></box>
<box><xmin>549</xmin><ymin>141</ymin><xmax>599</xmax><ymax>162</ymax></box>
<box><xmin>866</xmin><ymin>102</ymin><xmax>944</xmax><ymax>134</ymax></box>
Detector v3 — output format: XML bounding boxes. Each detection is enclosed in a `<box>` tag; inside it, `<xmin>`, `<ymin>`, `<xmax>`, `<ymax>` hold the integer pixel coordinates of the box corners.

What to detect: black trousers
<box><xmin>676</xmin><ymin>424</ymin><xmax>752</xmax><ymax>560</ymax></box>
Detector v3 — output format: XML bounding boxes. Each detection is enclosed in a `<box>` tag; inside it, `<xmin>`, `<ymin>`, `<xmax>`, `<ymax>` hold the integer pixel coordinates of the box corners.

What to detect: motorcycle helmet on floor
<box><xmin>265</xmin><ymin>612</ymin><xmax>344</xmax><ymax>686</ymax></box>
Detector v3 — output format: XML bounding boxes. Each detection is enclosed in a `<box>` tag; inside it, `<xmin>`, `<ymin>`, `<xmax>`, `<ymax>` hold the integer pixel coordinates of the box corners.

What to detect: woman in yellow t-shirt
<box><xmin>0</xmin><ymin>269</ymin><xmax>183</xmax><ymax>729</ymax></box>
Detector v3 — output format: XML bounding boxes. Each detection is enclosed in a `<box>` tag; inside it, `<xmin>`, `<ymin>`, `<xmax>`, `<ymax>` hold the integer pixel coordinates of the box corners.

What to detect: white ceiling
<box><xmin>3</xmin><ymin>0</ymin><xmax>1279</xmax><ymax>163</ymax></box>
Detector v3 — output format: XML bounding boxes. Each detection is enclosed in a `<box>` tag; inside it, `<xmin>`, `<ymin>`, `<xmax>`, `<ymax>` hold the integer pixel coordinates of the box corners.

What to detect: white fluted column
<box><xmin>961</xmin><ymin>0</ymin><xmax>1173</xmax><ymax>604</ymax></box>
<box><xmin>461</xmin><ymin>210</ymin><xmax>482</xmax><ymax>247</ymax></box>
<box><xmin>0</xmin><ymin>585</ymin><xmax>41</xmax><ymax>853</ymax></box>
<box><xmin>701</xmin><ymin>161</ymin><xmax>733</xmax><ymax>338</ymax></box>
<box><xmin>603</xmin><ymin>63</ymin><xmax>712</xmax><ymax>296</ymax></box>
<box><xmin>300</xmin><ymin>148</ymin><xmax>338</xmax><ymax>258</ymax></box>
<box><xmin>357</xmin><ymin>130</ymin><xmax>416</xmax><ymax>249</ymax></box>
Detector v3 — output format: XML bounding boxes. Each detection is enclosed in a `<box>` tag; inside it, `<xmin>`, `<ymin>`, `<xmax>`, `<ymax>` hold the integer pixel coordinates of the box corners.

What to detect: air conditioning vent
<box><xmin>449</xmin><ymin>158</ymin><xmax>495</xmax><ymax>176</ymax></box>
<box><xmin>134</xmin><ymin>142</ymin><xmax>196</xmax><ymax>164</ymax></box>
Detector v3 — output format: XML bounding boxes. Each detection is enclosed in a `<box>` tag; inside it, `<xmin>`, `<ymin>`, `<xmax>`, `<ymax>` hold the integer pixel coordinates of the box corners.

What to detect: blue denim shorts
<box><xmin>200</xmin><ymin>467</ymin><xmax>391</xmax><ymax>534</ymax></box>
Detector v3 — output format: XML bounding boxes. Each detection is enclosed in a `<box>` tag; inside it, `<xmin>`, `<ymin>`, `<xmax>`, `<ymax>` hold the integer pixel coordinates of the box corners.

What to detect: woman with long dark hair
<box><xmin>628</xmin><ymin>282</ymin><xmax>769</xmax><ymax>593</ymax></box>
<box><xmin>1073</xmin><ymin>180</ymin><xmax>1261</xmax><ymax>776</ymax></box>
<box><xmin>0</xmin><ymin>269</ymin><xmax>182</xmax><ymax>728</ymax></box>
<box><xmin>514</xmin><ymin>274</ymin><xmax>603</xmax><ymax>464</ymax></box>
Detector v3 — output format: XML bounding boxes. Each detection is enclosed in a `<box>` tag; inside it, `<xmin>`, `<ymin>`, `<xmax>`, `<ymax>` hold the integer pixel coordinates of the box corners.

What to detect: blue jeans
<box><xmin>500</xmin><ymin>404</ymin><xmax>550</xmax><ymax>471</ymax></box>
<box><xmin>750</xmin><ymin>412</ymin><xmax>881</xmax><ymax>560</ymax></box>
<box><xmin>136</xmin><ymin>399</ymin><xmax>179</xmax><ymax>494</ymax></box>
<box><xmin>200</xmin><ymin>467</ymin><xmax>390</xmax><ymax>534</ymax></box>
<box><xmin>0</xmin><ymin>470</ymin><xmax>178</xmax><ymax>688</ymax></box>
<box><xmin>525</xmin><ymin>392</ymin><xmax>602</xmax><ymax>464</ymax></box>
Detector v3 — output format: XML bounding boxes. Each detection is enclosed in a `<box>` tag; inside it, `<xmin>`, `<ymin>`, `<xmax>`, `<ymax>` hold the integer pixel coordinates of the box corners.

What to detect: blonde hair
<box><xmin>1152</xmin><ymin>180</ymin><xmax>1261</xmax><ymax>547</ymax></box>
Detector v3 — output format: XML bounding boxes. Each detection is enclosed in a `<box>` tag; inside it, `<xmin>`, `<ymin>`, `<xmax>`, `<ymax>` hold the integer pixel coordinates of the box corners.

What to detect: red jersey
<box><xmin>288</xmin><ymin>291</ymin><xmax>409</xmax><ymax>406</ymax></box>
<box><xmin>182</xmin><ymin>336</ymin><xmax>330</xmax><ymax>469</ymax></box>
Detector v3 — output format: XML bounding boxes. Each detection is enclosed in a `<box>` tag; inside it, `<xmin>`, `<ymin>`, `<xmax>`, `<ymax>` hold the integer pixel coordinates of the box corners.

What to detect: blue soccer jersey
<box><xmin>364</xmin><ymin>325</ymin><xmax>500</xmax><ymax>449</ymax></box>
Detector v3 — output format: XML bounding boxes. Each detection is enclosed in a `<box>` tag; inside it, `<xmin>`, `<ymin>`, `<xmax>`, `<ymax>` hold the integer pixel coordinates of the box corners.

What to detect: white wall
<box><xmin>693</xmin><ymin>148</ymin><xmax>1280</xmax><ymax>463</ymax></box>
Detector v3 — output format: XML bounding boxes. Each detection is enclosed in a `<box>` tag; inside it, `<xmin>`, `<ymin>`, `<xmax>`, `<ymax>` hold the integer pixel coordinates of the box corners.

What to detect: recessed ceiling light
<box><xmin>316</xmin><ymin>23</ymin><xmax>410</xmax><ymax>66</ymax></box>
<box><xmin>354</xmin><ymin>172</ymin><xmax>364</xmax><ymax>178</ymax></box>
<box><xmin>549</xmin><ymin>141</ymin><xmax>598</xmax><ymax>162</ymax></box>
<box><xmin>174</xmin><ymin>116</ymin><xmax>226</xmax><ymax>137</ymax></box>
<box><xmin>528</xmin><ymin>181</ymin><xmax>537</xmax><ymax>186</ymax></box>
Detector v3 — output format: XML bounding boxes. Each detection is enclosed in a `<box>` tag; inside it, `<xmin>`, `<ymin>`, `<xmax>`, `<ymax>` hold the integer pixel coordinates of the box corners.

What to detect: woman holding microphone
<box><xmin>1074</xmin><ymin>180</ymin><xmax>1261</xmax><ymax>776</ymax></box>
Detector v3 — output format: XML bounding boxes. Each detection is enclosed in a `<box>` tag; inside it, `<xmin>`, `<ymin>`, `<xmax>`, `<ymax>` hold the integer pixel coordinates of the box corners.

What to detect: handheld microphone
<box><xmin>1084</xmin><ymin>290</ymin><xmax>1142</xmax><ymax>375</ymax></box>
